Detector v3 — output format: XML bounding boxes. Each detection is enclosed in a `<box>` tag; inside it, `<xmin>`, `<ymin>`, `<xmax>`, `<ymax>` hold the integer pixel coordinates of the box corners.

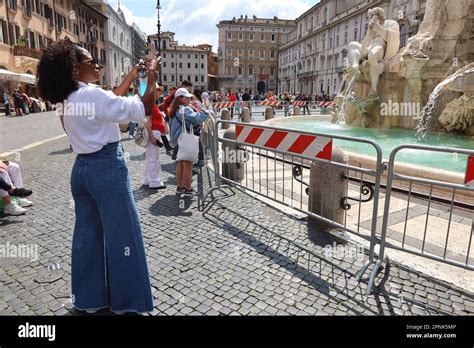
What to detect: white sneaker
<box><xmin>129</xmin><ymin>135</ymin><xmax>135</xmax><ymax>139</ymax></box>
<box><xmin>17</xmin><ymin>198</ymin><xmax>33</xmax><ymax>207</ymax></box>
<box><xmin>4</xmin><ymin>203</ymin><xmax>26</xmax><ymax>216</ymax></box>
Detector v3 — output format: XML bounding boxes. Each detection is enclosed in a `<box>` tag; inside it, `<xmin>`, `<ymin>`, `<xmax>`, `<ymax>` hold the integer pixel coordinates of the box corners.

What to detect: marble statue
<box><xmin>345</xmin><ymin>7</ymin><xmax>400</xmax><ymax>97</ymax></box>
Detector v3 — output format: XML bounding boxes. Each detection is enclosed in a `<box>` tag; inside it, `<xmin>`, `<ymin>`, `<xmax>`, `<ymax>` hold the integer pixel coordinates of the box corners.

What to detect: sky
<box><xmin>106</xmin><ymin>0</ymin><xmax>319</xmax><ymax>50</ymax></box>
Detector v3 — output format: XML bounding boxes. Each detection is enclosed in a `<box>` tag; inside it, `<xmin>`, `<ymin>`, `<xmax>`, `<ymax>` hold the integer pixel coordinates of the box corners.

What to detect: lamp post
<box><xmin>156</xmin><ymin>0</ymin><xmax>162</xmax><ymax>85</ymax></box>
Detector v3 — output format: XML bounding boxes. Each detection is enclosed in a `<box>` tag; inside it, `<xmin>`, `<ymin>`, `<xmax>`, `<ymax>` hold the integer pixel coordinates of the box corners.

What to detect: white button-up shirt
<box><xmin>62</xmin><ymin>82</ymin><xmax>146</xmax><ymax>154</ymax></box>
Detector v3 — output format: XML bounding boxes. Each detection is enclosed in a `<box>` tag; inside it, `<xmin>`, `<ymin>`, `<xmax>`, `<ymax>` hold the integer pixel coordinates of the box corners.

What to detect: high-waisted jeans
<box><xmin>70</xmin><ymin>142</ymin><xmax>153</xmax><ymax>313</ymax></box>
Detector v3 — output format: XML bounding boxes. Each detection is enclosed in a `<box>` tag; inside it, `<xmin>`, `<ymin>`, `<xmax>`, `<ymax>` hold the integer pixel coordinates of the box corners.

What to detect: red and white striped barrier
<box><xmin>465</xmin><ymin>156</ymin><xmax>474</xmax><ymax>187</ymax></box>
<box><xmin>235</xmin><ymin>125</ymin><xmax>333</xmax><ymax>160</ymax></box>
<box><xmin>319</xmin><ymin>102</ymin><xmax>337</xmax><ymax>107</ymax></box>
<box><xmin>292</xmin><ymin>101</ymin><xmax>308</xmax><ymax>107</ymax></box>
<box><xmin>213</xmin><ymin>102</ymin><xmax>236</xmax><ymax>109</ymax></box>
<box><xmin>258</xmin><ymin>100</ymin><xmax>281</xmax><ymax>107</ymax></box>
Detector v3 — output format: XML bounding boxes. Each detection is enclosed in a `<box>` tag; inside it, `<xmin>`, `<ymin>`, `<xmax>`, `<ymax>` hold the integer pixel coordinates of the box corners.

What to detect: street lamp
<box><xmin>156</xmin><ymin>0</ymin><xmax>162</xmax><ymax>85</ymax></box>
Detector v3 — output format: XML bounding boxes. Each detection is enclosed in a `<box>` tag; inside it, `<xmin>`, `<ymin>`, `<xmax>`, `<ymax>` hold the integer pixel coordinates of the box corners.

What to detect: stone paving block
<box><xmin>0</xmin><ymin>135</ymin><xmax>473</xmax><ymax>317</ymax></box>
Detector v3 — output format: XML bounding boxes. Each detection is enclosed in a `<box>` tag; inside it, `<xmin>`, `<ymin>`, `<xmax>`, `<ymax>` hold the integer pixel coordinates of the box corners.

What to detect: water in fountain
<box><xmin>415</xmin><ymin>72</ymin><xmax>461</xmax><ymax>139</ymax></box>
<box><xmin>336</xmin><ymin>76</ymin><xmax>357</xmax><ymax>124</ymax></box>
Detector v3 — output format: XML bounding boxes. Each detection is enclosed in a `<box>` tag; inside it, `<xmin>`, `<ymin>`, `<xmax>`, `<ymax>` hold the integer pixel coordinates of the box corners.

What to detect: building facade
<box><xmin>197</xmin><ymin>43</ymin><xmax>218</xmax><ymax>91</ymax></box>
<box><xmin>148</xmin><ymin>31</ymin><xmax>209</xmax><ymax>92</ymax></box>
<box><xmin>0</xmin><ymin>0</ymin><xmax>111</xmax><ymax>96</ymax></box>
<box><xmin>217</xmin><ymin>15</ymin><xmax>297</xmax><ymax>95</ymax></box>
<box><xmin>130</xmin><ymin>22</ymin><xmax>146</xmax><ymax>67</ymax></box>
<box><xmin>87</xmin><ymin>1</ymin><xmax>132</xmax><ymax>88</ymax></box>
<box><xmin>278</xmin><ymin>0</ymin><xmax>427</xmax><ymax>96</ymax></box>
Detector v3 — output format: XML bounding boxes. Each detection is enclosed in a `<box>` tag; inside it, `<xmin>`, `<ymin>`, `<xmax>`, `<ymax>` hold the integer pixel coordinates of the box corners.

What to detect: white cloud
<box><xmin>107</xmin><ymin>0</ymin><xmax>316</xmax><ymax>50</ymax></box>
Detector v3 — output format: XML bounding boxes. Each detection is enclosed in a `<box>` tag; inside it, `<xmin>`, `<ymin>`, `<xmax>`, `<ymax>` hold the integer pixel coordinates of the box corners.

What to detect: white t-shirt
<box><xmin>62</xmin><ymin>82</ymin><xmax>146</xmax><ymax>154</ymax></box>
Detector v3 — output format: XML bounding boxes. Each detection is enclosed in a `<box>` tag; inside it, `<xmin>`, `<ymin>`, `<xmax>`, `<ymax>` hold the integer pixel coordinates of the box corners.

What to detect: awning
<box><xmin>0</xmin><ymin>69</ymin><xmax>37</xmax><ymax>85</ymax></box>
<box><xmin>207</xmin><ymin>74</ymin><xmax>217</xmax><ymax>78</ymax></box>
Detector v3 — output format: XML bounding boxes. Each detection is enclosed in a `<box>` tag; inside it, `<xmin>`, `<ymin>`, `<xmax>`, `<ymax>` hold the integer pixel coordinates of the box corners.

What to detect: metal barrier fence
<box><xmin>199</xmin><ymin>123</ymin><xmax>474</xmax><ymax>294</ymax></box>
<box><xmin>200</xmin><ymin>120</ymin><xmax>385</xmax><ymax>294</ymax></box>
<box><xmin>209</xmin><ymin>101</ymin><xmax>335</xmax><ymax>118</ymax></box>
<box><xmin>379</xmin><ymin>145</ymin><xmax>474</xmax><ymax>271</ymax></box>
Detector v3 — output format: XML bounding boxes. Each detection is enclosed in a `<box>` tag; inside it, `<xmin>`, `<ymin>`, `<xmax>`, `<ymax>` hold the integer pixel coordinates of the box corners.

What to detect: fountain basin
<box><xmin>265</xmin><ymin>116</ymin><xmax>473</xmax><ymax>175</ymax></box>
<box><xmin>264</xmin><ymin>116</ymin><xmax>473</xmax><ymax>204</ymax></box>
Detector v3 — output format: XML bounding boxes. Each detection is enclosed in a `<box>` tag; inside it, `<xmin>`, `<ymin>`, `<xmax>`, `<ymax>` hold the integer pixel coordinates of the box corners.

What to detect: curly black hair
<box><xmin>37</xmin><ymin>39</ymin><xmax>80</xmax><ymax>104</ymax></box>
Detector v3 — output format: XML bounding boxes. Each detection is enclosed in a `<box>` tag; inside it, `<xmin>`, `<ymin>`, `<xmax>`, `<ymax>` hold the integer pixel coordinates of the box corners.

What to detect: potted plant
<box><xmin>17</xmin><ymin>36</ymin><xmax>27</xmax><ymax>47</ymax></box>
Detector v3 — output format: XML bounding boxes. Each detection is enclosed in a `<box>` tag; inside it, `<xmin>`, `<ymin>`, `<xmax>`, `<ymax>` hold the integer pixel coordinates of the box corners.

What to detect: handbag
<box><xmin>176</xmin><ymin>108</ymin><xmax>199</xmax><ymax>162</ymax></box>
<box><xmin>134</xmin><ymin>124</ymin><xmax>149</xmax><ymax>148</ymax></box>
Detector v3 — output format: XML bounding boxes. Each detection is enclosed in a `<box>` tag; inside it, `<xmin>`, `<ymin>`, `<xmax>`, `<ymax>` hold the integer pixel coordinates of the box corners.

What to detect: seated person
<box><xmin>0</xmin><ymin>159</ymin><xmax>33</xmax><ymax>215</ymax></box>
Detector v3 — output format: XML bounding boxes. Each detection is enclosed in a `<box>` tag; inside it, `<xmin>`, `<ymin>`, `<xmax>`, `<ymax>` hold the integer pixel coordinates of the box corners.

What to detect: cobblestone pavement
<box><xmin>0</xmin><ymin>135</ymin><xmax>473</xmax><ymax>316</ymax></box>
<box><xmin>0</xmin><ymin>111</ymin><xmax>64</xmax><ymax>154</ymax></box>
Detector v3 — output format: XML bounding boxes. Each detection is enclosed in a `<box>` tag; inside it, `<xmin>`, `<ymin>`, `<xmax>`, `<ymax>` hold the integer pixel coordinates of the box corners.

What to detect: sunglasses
<box><xmin>81</xmin><ymin>58</ymin><xmax>103</xmax><ymax>70</ymax></box>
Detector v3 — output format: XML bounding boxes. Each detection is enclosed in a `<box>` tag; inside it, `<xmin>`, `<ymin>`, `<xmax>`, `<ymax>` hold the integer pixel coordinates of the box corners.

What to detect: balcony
<box><xmin>297</xmin><ymin>71</ymin><xmax>315</xmax><ymax>79</ymax></box>
<box><xmin>87</xmin><ymin>34</ymin><xmax>98</xmax><ymax>44</ymax></box>
<box><xmin>217</xmin><ymin>75</ymin><xmax>234</xmax><ymax>81</ymax></box>
<box><xmin>13</xmin><ymin>45</ymin><xmax>43</xmax><ymax>60</ymax></box>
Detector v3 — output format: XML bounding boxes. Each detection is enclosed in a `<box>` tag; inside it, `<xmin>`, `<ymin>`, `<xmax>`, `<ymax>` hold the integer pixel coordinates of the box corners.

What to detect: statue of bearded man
<box><xmin>345</xmin><ymin>7</ymin><xmax>400</xmax><ymax>97</ymax></box>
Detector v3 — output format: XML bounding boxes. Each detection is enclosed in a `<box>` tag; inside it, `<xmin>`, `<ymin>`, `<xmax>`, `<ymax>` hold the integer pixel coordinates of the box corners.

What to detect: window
<box><xmin>249</xmin><ymin>48</ymin><xmax>254</xmax><ymax>58</ymax></box>
<box><xmin>259</xmin><ymin>66</ymin><xmax>264</xmax><ymax>74</ymax></box>
<box><xmin>201</xmin><ymin>54</ymin><xmax>204</xmax><ymax>59</ymax></box>
<box><xmin>270</xmin><ymin>49</ymin><xmax>276</xmax><ymax>59</ymax></box>
<box><xmin>260</xmin><ymin>33</ymin><xmax>265</xmax><ymax>41</ymax></box>
<box><xmin>163</xmin><ymin>40</ymin><xmax>167</xmax><ymax>49</ymax></box>
<box><xmin>179</xmin><ymin>62</ymin><xmax>182</xmax><ymax>68</ymax></box>
<box><xmin>187</xmin><ymin>63</ymin><xmax>191</xmax><ymax>68</ymax></box>
<box><xmin>195</xmin><ymin>76</ymin><xmax>198</xmax><ymax>82</ymax></box>
<box><xmin>270</xmin><ymin>67</ymin><xmax>275</xmax><ymax>76</ymax></box>
<box><xmin>187</xmin><ymin>75</ymin><xmax>191</xmax><ymax>81</ymax></box>
<box><xmin>201</xmin><ymin>63</ymin><xmax>204</xmax><ymax>69</ymax></box>
<box><xmin>171</xmin><ymin>53</ymin><xmax>174</xmax><ymax>58</ymax></box>
<box><xmin>238</xmin><ymin>32</ymin><xmax>243</xmax><ymax>41</ymax></box>
<box><xmin>195</xmin><ymin>54</ymin><xmax>197</xmax><ymax>59</ymax></box>
<box><xmin>0</xmin><ymin>19</ymin><xmax>8</xmax><ymax>44</ymax></box>
<box><xmin>179</xmin><ymin>75</ymin><xmax>183</xmax><ymax>82</ymax></box>
<box><xmin>344</xmin><ymin>32</ymin><xmax>348</xmax><ymax>44</ymax></box>
<box><xmin>7</xmin><ymin>0</ymin><xmax>17</xmax><ymax>10</ymax></box>
<box><xmin>227</xmin><ymin>32</ymin><xmax>232</xmax><ymax>40</ymax></box>
<box><xmin>271</xmin><ymin>33</ymin><xmax>275</xmax><ymax>41</ymax></box>
<box><xmin>238</xmin><ymin>66</ymin><xmax>242</xmax><ymax>75</ymax></box>
<box><xmin>400</xmin><ymin>24</ymin><xmax>410</xmax><ymax>48</ymax></box>
<box><xmin>195</xmin><ymin>63</ymin><xmax>198</xmax><ymax>69</ymax></box>
<box><xmin>179</xmin><ymin>53</ymin><xmax>182</xmax><ymax>58</ymax></box>
<box><xmin>249</xmin><ymin>33</ymin><xmax>254</xmax><ymax>41</ymax></box>
<box><xmin>163</xmin><ymin>62</ymin><xmax>167</xmax><ymax>67</ymax></box>
<box><xmin>172</xmin><ymin>75</ymin><xmax>175</xmax><ymax>82</ymax></box>
<box><xmin>171</xmin><ymin>62</ymin><xmax>175</xmax><ymax>68</ymax></box>
<box><xmin>248</xmin><ymin>65</ymin><xmax>253</xmax><ymax>76</ymax></box>
<box><xmin>259</xmin><ymin>48</ymin><xmax>265</xmax><ymax>59</ymax></box>
<box><xmin>188</xmin><ymin>54</ymin><xmax>190</xmax><ymax>59</ymax></box>
<box><xmin>163</xmin><ymin>75</ymin><xmax>167</xmax><ymax>82</ymax></box>
<box><xmin>226</xmin><ymin>48</ymin><xmax>232</xmax><ymax>58</ymax></box>
<box><xmin>238</xmin><ymin>48</ymin><xmax>243</xmax><ymax>57</ymax></box>
<box><xmin>163</xmin><ymin>53</ymin><xmax>166</xmax><ymax>58</ymax></box>
<box><xmin>226</xmin><ymin>66</ymin><xmax>231</xmax><ymax>75</ymax></box>
<box><xmin>354</xmin><ymin>29</ymin><xmax>358</xmax><ymax>41</ymax></box>
<box><xmin>201</xmin><ymin>76</ymin><xmax>204</xmax><ymax>82</ymax></box>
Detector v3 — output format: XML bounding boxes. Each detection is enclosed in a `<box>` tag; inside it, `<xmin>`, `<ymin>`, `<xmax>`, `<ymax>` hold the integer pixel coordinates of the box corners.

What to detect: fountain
<box><xmin>331</xmin><ymin>0</ymin><xmax>474</xmax><ymax>134</ymax></box>
<box><xmin>266</xmin><ymin>0</ymin><xmax>474</xmax><ymax>174</ymax></box>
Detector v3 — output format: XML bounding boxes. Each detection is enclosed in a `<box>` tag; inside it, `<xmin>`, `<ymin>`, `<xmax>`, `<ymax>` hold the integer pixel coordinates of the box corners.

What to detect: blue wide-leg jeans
<box><xmin>70</xmin><ymin>142</ymin><xmax>153</xmax><ymax>313</ymax></box>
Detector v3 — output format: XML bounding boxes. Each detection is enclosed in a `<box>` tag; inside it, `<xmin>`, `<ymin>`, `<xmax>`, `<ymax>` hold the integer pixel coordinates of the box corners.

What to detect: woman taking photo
<box><xmin>169</xmin><ymin>88</ymin><xmax>210</xmax><ymax>196</ymax></box>
<box><xmin>143</xmin><ymin>84</ymin><xmax>168</xmax><ymax>190</ymax></box>
<box><xmin>37</xmin><ymin>39</ymin><xmax>158</xmax><ymax>314</ymax></box>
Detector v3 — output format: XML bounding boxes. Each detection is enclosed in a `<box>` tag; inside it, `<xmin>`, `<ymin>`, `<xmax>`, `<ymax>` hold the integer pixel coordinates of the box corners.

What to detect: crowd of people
<box><xmin>1</xmin><ymin>88</ymin><xmax>53</xmax><ymax>116</ymax></box>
